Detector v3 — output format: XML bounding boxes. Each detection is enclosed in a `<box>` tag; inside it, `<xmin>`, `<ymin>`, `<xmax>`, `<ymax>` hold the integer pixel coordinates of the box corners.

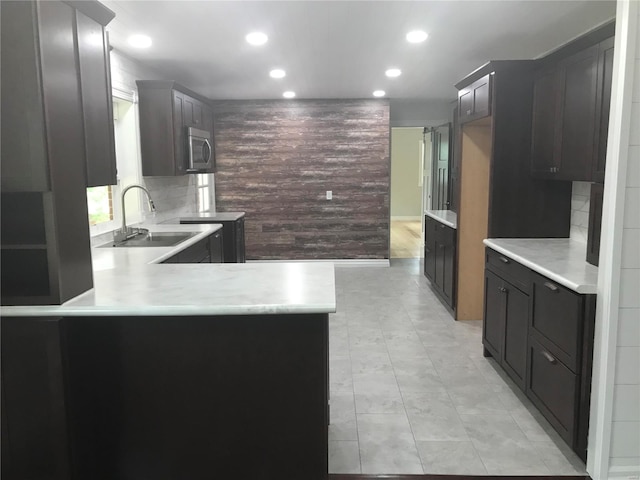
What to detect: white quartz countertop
<box><xmin>483</xmin><ymin>238</ymin><xmax>598</xmax><ymax>294</ymax></box>
<box><xmin>2</xmin><ymin>223</ymin><xmax>336</xmax><ymax>317</ymax></box>
<box><xmin>425</xmin><ymin>210</ymin><xmax>457</xmax><ymax>229</ymax></box>
<box><xmin>164</xmin><ymin>211</ymin><xmax>246</xmax><ymax>223</ymax></box>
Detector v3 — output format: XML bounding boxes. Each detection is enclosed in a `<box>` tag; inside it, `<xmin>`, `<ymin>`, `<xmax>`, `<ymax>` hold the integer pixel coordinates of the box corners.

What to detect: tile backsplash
<box><xmin>570</xmin><ymin>181</ymin><xmax>591</xmax><ymax>243</ymax></box>
<box><xmin>143</xmin><ymin>173</ymin><xmax>215</xmax><ymax>224</ymax></box>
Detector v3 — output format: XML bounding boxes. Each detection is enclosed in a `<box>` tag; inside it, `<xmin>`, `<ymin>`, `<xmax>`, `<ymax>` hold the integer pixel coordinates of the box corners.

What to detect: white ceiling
<box><xmin>103</xmin><ymin>0</ymin><xmax>615</xmax><ymax>102</ymax></box>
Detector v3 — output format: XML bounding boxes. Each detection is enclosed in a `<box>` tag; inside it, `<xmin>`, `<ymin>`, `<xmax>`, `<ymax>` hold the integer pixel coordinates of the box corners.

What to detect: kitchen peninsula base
<box><xmin>2</xmin><ymin>313</ymin><xmax>329</xmax><ymax>480</ymax></box>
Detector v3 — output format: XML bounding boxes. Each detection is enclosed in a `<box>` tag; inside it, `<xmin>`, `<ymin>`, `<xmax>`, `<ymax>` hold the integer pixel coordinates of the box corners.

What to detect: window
<box><xmin>87</xmin><ymin>185</ymin><xmax>113</xmax><ymax>225</ymax></box>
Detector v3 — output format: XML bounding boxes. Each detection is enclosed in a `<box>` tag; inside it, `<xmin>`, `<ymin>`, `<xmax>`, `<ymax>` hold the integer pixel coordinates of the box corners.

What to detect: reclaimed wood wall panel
<box><xmin>213</xmin><ymin>100</ymin><xmax>390</xmax><ymax>260</ymax></box>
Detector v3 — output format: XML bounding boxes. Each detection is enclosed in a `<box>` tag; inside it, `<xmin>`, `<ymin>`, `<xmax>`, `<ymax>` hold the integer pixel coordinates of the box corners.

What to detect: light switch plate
<box><xmin>326</xmin><ymin>190</ymin><xmax>332</xmax><ymax>200</ymax></box>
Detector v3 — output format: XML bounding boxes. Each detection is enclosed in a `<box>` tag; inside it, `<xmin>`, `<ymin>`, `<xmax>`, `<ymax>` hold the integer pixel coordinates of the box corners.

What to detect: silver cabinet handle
<box><xmin>544</xmin><ymin>281</ymin><xmax>559</xmax><ymax>292</ymax></box>
<box><xmin>499</xmin><ymin>256</ymin><xmax>510</xmax><ymax>264</ymax></box>
<box><xmin>439</xmin><ymin>224</ymin><xmax>446</xmax><ymax>229</ymax></box>
<box><xmin>541</xmin><ymin>350</ymin><xmax>557</xmax><ymax>364</ymax></box>
<box><xmin>498</xmin><ymin>286</ymin><xmax>507</xmax><ymax>293</ymax></box>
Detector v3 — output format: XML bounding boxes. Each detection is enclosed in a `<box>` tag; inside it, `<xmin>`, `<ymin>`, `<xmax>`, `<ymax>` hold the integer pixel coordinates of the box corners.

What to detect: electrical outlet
<box><xmin>326</xmin><ymin>190</ymin><xmax>332</xmax><ymax>200</ymax></box>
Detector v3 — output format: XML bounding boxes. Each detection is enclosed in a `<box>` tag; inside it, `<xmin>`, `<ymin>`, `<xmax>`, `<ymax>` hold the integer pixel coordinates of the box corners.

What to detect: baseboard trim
<box><xmin>247</xmin><ymin>259</ymin><xmax>390</xmax><ymax>267</ymax></box>
<box><xmin>608</xmin><ymin>465</ymin><xmax>640</xmax><ymax>477</ymax></box>
<box><xmin>391</xmin><ymin>215</ymin><xmax>422</xmax><ymax>221</ymax></box>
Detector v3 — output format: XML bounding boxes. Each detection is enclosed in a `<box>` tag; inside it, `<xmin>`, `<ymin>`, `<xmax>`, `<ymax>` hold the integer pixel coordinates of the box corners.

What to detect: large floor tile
<box><xmin>446</xmin><ymin>383</ymin><xmax>508</xmax><ymax>415</ymax></box>
<box><xmin>329</xmin><ymin>441</ymin><xmax>361</xmax><ymax>474</ymax></box>
<box><xmin>472</xmin><ymin>439</ymin><xmax>551</xmax><ymax>475</ymax></box>
<box><xmin>434</xmin><ymin>362</ymin><xmax>488</xmax><ymax>386</ymax></box>
<box><xmin>357</xmin><ymin>413</ymin><xmax>424</xmax><ymax>474</ymax></box>
<box><xmin>408</xmin><ymin>412</ymin><xmax>470</xmax><ymax>441</ymax></box>
<box><xmin>355</xmin><ymin>392</ymin><xmax>405</xmax><ymax>414</ymax></box>
<box><xmin>459</xmin><ymin>413</ymin><xmax>530</xmax><ymax>446</ymax></box>
<box><xmin>329</xmin><ymin>392</ymin><xmax>358</xmax><ymax>441</ymax></box>
<box><xmin>352</xmin><ymin>373</ymin><xmax>400</xmax><ymax>395</ymax></box>
<box><xmin>533</xmin><ymin>440</ymin><xmax>588</xmax><ymax>474</ymax></box>
<box><xmin>416</xmin><ymin>440</ymin><xmax>487</xmax><ymax>475</ymax></box>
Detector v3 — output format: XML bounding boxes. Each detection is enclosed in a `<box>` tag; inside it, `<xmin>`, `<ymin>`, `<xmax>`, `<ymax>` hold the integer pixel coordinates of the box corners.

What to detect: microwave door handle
<box><xmin>203</xmin><ymin>139</ymin><xmax>212</xmax><ymax>164</ymax></box>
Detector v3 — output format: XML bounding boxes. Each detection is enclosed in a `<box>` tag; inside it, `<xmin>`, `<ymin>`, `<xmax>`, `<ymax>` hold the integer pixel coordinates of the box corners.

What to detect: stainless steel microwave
<box><xmin>186</xmin><ymin>127</ymin><xmax>214</xmax><ymax>172</ymax></box>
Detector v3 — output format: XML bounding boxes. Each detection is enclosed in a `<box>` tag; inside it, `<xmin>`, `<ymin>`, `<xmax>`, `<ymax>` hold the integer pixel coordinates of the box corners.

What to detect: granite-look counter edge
<box><xmin>1</xmin><ymin>223</ymin><xmax>336</xmax><ymax>317</ymax></box>
<box><xmin>425</xmin><ymin>210</ymin><xmax>457</xmax><ymax>229</ymax></box>
<box><xmin>483</xmin><ymin>238</ymin><xmax>598</xmax><ymax>294</ymax></box>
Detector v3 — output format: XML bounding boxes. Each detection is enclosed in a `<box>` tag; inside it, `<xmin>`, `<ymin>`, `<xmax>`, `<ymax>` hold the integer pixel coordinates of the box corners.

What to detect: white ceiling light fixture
<box><xmin>270</xmin><ymin>69</ymin><xmax>286</xmax><ymax>79</ymax></box>
<box><xmin>127</xmin><ymin>34</ymin><xmax>152</xmax><ymax>49</ymax></box>
<box><xmin>373</xmin><ymin>90</ymin><xmax>386</xmax><ymax>97</ymax></box>
<box><xmin>385</xmin><ymin>68</ymin><xmax>402</xmax><ymax>78</ymax></box>
<box><xmin>283</xmin><ymin>91</ymin><xmax>296</xmax><ymax>99</ymax></box>
<box><xmin>246</xmin><ymin>32</ymin><xmax>268</xmax><ymax>46</ymax></box>
<box><xmin>406</xmin><ymin>30</ymin><xmax>429</xmax><ymax>43</ymax></box>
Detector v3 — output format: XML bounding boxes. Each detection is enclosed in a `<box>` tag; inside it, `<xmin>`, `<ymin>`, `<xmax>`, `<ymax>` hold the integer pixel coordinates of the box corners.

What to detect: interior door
<box><xmin>431</xmin><ymin>123</ymin><xmax>451</xmax><ymax>210</ymax></box>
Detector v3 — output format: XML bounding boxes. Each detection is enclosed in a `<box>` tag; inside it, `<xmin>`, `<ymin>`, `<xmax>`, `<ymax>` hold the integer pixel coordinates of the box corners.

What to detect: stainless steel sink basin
<box><xmin>99</xmin><ymin>232</ymin><xmax>197</xmax><ymax>248</ymax></box>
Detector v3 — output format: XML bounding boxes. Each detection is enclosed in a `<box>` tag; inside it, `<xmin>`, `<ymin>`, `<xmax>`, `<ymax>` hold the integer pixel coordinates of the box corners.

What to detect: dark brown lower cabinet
<box><xmin>162</xmin><ymin>231</ymin><xmax>223</xmax><ymax>264</ymax></box>
<box><xmin>424</xmin><ymin>216</ymin><xmax>456</xmax><ymax>309</ymax></box>
<box><xmin>1</xmin><ymin>317</ymin><xmax>71</xmax><ymax>480</ymax></box>
<box><xmin>483</xmin><ymin>247</ymin><xmax>595</xmax><ymax>462</ymax></box>
<box><xmin>180</xmin><ymin>217</ymin><xmax>246</xmax><ymax>263</ymax></box>
<box><xmin>2</xmin><ymin>313</ymin><xmax>329</xmax><ymax>480</ymax></box>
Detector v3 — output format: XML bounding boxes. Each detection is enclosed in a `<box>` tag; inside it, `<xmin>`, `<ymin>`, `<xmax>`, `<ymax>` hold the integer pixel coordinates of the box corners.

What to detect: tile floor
<box><xmin>328</xmin><ymin>258</ymin><xmax>588</xmax><ymax>476</ymax></box>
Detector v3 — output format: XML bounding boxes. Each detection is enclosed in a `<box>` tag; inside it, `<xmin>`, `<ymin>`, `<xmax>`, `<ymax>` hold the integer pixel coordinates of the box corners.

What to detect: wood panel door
<box><xmin>430</xmin><ymin>123</ymin><xmax>451</xmax><ymax>210</ymax></box>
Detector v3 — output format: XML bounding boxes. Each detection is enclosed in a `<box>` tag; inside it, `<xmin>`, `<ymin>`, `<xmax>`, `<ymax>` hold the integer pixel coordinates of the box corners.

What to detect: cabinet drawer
<box><xmin>531</xmin><ymin>273</ymin><xmax>582</xmax><ymax>372</ymax></box>
<box><xmin>528</xmin><ymin>337</ymin><xmax>578</xmax><ymax>446</ymax></box>
<box><xmin>434</xmin><ymin>222</ymin><xmax>455</xmax><ymax>245</ymax></box>
<box><xmin>485</xmin><ymin>248</ymin><xmax>530</xmax><ymax>292</ymax></box>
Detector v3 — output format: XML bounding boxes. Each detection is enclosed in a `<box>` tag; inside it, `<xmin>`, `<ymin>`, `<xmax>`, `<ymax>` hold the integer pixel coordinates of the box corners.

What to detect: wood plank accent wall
<box><xmin>213</xmin><ymin>100</ymin><xmax>390</xmax><ymax>260</ymax></box>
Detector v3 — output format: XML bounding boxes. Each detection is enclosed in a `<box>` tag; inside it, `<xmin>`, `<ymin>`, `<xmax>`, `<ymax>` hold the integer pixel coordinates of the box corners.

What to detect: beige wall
<box><xmin>391</xmin><ymin>127</ymin><xmax>424</xmax><ymax>218</ymax></box>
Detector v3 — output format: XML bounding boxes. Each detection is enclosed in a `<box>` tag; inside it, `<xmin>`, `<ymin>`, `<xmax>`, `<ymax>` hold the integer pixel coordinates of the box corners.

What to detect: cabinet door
<box><xmin>209</xmin><ymin>231</ymin><xmax>223</xmax><ymax>263</ymax></box>
<box><xmin>472</xmin><ymin>74</ymin><xmax>492</xmax><ymax>119</ymax></box>
<box><xmin>531</xmin><ymin>67</ymin><xmax>560</xmax><ymax>176</ymax></box>
<box><xmin>458</xmin><ymin>89</ymin><xmax>474</xmax><ymax>123</ymax></box>
<box><xmin>593</xmin><ymin>37</ymin><xmax>614</xmax><ymax>183</ymax></box>
<box><xmin>424</xmin><ymin>217</ymin><xmax>436</xmax><ymax>281</ymax></box>
<box><xmin>172</xmin><ymin>90</ymin><xmax>186</xmax><ymax>175</ymax></box>
<box><xmin>502</xmin><ymin>284</ymin><xmax>529</xmax><ymax>389</ymax></box>
<box><xmin>483</xmin><ymin>270</ymin><xmax>505</xmax><ymax>359</ymax></box>
<box><xmin>235</xmin><ymin>218</ymin><xmax>245</xmax><ymax>263</ymax></box>
<box><xmin>75</xmin><ymin>11</ymin><xmax>116</xmax><ymax>187</ymax></box>
<box><xmin>556</xmin><ymin>45</ymin><xmax>599</xmax><ymax>181</ymax></box>
<box><xmin>587</xmin><ymin>182</ymin><xmax>604</xmax><ymax>266</ymax></box>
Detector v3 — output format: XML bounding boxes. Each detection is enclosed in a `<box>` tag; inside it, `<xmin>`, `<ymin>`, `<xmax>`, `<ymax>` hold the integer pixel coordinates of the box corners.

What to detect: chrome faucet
<box><xmin>113</xmin><ymin>184</ymin><xmax>156</xmax><ymax>243</ymax></box>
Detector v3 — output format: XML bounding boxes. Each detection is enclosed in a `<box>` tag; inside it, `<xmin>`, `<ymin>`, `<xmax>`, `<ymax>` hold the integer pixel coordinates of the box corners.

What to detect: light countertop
<box><xmin>483</xmin><ymin>238</ymin><xmax>598</xmax><ymax>294</ymax></box>
<box><xmin>164</xmin><ymin>211</ymin><xmax>246</xmax><ymax>223</ymax></box>
<box><xmin>2</xmin><ymin>223</ymin><xmax>336</xmax><ymax>317</ymax></box>
<box><xmin>425</xmin><ymin>210</ymin><xmax>457</xmax><ymax>229</ymax></box>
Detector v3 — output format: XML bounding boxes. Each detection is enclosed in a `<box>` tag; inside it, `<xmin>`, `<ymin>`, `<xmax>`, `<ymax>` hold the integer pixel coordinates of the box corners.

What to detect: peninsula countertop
<box><xmin>483</xmin><ymin>238</ymin><xmax>598</xmax><ymax>294</ymax></box>
<box><xmin>166</xmin><ymin>211</ymin><xmax>246</xmax><ymax>222</ymax></box>
<box><xmin>2</xmin><ymin>223</ymin><xmax>336</xmax><ymax>317</ymax></box>
<box><xmin>425</xmin><ymin>210</ymin><xmax>457</xmax><ymax>229</ymax></box>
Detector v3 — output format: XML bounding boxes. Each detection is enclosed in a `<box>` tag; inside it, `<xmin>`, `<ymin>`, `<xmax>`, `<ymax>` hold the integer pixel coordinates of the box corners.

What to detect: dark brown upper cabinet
<box><xmin>136</xmin><ymin>81</ymin><xmax>215</xmax><ymax>176</ymax></box>
<box><xmin>76</xmin><ymin>10</ymin><xmax>117</xmax><ymax>187</ymax></box>
<box><xmin>1</xmin><ymin>0</ymin><xmax>115</xmax><ymax>305</ymax></box>
<box><xmin>458</xmin><ymin>74</ymin><xmax>492</xmax><ymax>124</ymax></box>
<box><xmin>531</xmin><ymin>36</ymin><xmax>614</xmax><ymax>181</ymax></box>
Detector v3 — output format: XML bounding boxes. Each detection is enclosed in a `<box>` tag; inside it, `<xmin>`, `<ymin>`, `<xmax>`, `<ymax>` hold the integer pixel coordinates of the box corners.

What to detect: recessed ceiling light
<box><xmin>283</xmin><ymin>91</ymin><xmax>296</xmax><ymax>99</ymax></box>
<box><xmin>385</xmin><ymin>68</ymin><xmax>402</xmax><ymax>78</ymax></box>
<box><xmin>270</xmin><ymin>69</ymin><xmax>286</xmax><ymax>79</ymax></box>
<box><xmin>246</xmin><ymin>32</ymin><xmax>268</xmax><ymax>46</ymax></box>
<box><xmin>406</xmin><ymin>30</ymin><xmax>429</xmax><ymax>43</ymax></box>
<box><xmin>373</xmin><ymin>90</ymin><xmax>386</xmax><ymax>97</ymax></box>
<box><xmin>127</xmin><ymin>34</ymin><xmax>152</xmax><ymax>49</ymax></box>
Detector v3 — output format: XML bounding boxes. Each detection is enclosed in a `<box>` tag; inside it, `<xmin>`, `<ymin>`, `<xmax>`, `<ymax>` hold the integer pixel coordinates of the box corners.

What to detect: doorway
<box><xmin>390</xmin><ymin>127</ymin><xmax>431</xmax><ymax>258</ymax></box>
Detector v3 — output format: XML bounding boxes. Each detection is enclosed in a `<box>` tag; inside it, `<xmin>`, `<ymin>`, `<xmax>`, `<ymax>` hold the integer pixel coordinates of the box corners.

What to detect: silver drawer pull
<box><xmin>499</xmin><ymin>256</ymin><xmax>510</xmax><ymax>264</ymax></box>
<box><xmin>439</xmin><ymin>224</ymin><xmax>446</xmax><ymax>229</ymax></box>
<box><xmin>544</xmin><ymin>281</ymin><xmax>559</xmax><ymax>292</ymax></box>
<box><xmin>498</xmin><ymin>286</ymin><xmax>507</xmax><ymax>293</ymax></box>
<box><xmin>541</xmin><ymin>350</ymin><xmax>557</xmax><ymax>364</ymax></box>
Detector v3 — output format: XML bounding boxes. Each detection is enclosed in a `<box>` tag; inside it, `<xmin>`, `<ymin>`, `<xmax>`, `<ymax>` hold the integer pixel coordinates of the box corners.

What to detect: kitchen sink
<box><xmin>99</xmin><ymin>231</ymin><xmax>197</xmax><ymax>248</ymax></box>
